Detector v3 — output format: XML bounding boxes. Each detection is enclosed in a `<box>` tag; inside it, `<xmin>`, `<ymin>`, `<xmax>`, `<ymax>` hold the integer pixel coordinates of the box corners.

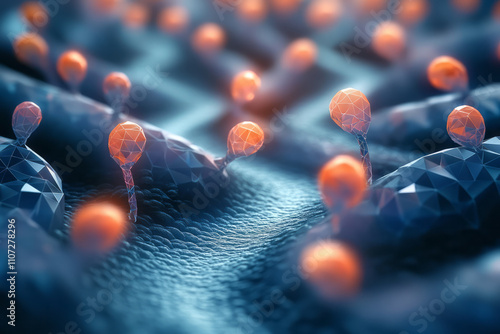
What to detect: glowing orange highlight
<box><xmin>306</xmin><ymin>0</ymin><xmax>341</xmax><ymax>29</ymax></box>
<box><xmin>397</xmin><ymin>0</ymin><xmax>428</xmax><ymax>25</ymax></box>
<box><xmin>158</xmin><ymin>6</ymin><xmax>189</xmax><ymax>34</ymax></box>
<box><xmin>237</xmin><ymin>0</ymin><xmax>267</xmax><ymax>22</ymax></box>
<box><xmin>282</xmin><ymin>38</ymin><xmax>318</xmax><ymax>72</ymax></box>
<box><xmin>372</xmin><ymin>21</ymin><xmax>406</xmax><ymax>61</ymax></box>
<box><xmin>191</xmin><ymin>23</ymin><xmax>226</xmax><ymax>55</ymax></box>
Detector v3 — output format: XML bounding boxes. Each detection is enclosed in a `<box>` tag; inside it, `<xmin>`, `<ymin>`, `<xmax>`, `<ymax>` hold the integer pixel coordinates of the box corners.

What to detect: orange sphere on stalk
<box><xmin>397</xmin><ymin>0</ymin><xmax>428</xmax><ymax>26</ymax></box>
<box><xmin>13</xmin><ymin>33</ymin><xmax>48</xmax><ymax>67</ymax></box>
<box><xmin>231</xmin><ymin>71</ymin><xmax>261</xmax><ymax>103</ymax></box>
<box><xmin>306</xmin><ymin>0</ymin><xmax>342</xmax><ymax>29</ymax></box>
<box><xmin>237</xmin><ymin>0</ymin><xmax>268</xmax><ymax>22</ymax></box>
<box><xmin>122</xmin><ymin>3</ymin><xmax>150</xmax><ymax>28</ymax></box>
<box><xmin>318</xmin><ymin>155</ymin><xmax>366</xmax><ymax>209</ymax></box>
<box><xmin>158</xmin><ymin>6</ymin><xmax>189</xmax><ymax>34</ymax></box>
<box><xmin>109</xmin><ymin>121</ymin><xmax>147</xmax><ymax>168</ymax></box>
<box><xmin>372</xmin><ymin>21</ymin><xmax>406</xmax><ymax>61</ymax></box>
<box><xmin>191</xmin><ymin>23</ymin><xmax>226</xmax><ymax>55</ymax></box>
<box><xmin>71</xmin><ymin>203</ymin><xmax>128</xmax><ymax>252</ymax></box>
<box><xmin>227</xmin><ymin>121</ymin><xmax>265</xmax><ymax>158</ymax></box>
<box><xmin>20</xmin><ymin>2</ymin><xmax>48</xmax><ymax>28</ymax></box>
<box><xmin>301</xmin><ymin>241</ymin><xmax>362</xmax><ymax>298</ymax></box>
<box><xmin>57</xmin><ymin>50</ymin><xmax>88</xmax><ymax>86</ymax></box>
<box><xmin>103</xmin><ymin>72</ymin><xmax>131</xmax><ymax>100</ymax></box>
<box><xmin>427</xmin><ymin>56</ymin><xmax>468</xmax><ymax>91</ymax></box>
<box><xmin>282</xmin><ymin>38</ymin><xmax>318</xmax><ymax>72</ymax></box>
<box><xmin>447</xmin><ymin>105</ymin><xmax>485</xmax><ymax>149</ymax></box>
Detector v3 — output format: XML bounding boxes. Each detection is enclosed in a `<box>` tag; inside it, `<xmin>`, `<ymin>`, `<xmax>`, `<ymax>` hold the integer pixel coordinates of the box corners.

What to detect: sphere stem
<box><xmin>356</xmin><ymin>134</ymin><xmax>372</xmax><ymax>185</ymax></box>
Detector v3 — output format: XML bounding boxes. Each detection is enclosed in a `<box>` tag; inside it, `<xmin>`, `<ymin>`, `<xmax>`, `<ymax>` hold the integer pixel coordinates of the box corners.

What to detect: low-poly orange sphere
<box><xmin>318</xmin><ymin>155</ymin><xmax>367</xmax><ymax>209</ymax></box>
<box><xmin>57</xmin><ymin>50</ymin><xmax>88</xmax><ymax>85</ymax></box>
<box><xmin>397</xmin><ymin>0</ymin><xmax>429</xmax><ymax>26</ymax></box>
<box><xmin>122</xmin><ymin>3</ymin><xmax>150</xmax><ymax>28</ymax></box>
<box><xmin>237</xmin><ymin>0</ymin><xmax>268</xmax><ymax>22</ymax></box>
<box><xmin>191</xmin><ymin>23</ymin><xmax>226</xmax><ymax>55</ymax></box>
<box><xmin>103</xmin><ymin>72</ymin><xmax>131</xmax><ymax>99</ymax></box>
<box><xmin>282</xmin><ymin>38</ymin><xmax>318</xmax><ymax>72</ymax></box>
<box><xmin>427</xmin><ymin>56</ymin><xmax>468</xmax><ymax>91</ymax></box>
<box><xmin>270</xmin><ymin>0</ymin><xmax>303</xmax><ymax>14</ymax></box>
<box><xmin>231</xmin><ymin>71</ymin><xmax>261</xmax><ymax>103</ymax></box>
<box><xmin>452</xmin><ymin>0</ymin><xmax>480</xmax><ymax>13</ymax></box>
<box><xmin>109</xmin><ymin>121</ymin><xmax>147</xmax><ymax>168</ymax></box>
<box><xmin>447</xmin><ymin>105</ymin><xmax>485</xmax><ymax>148</ymax></box>
<box><xmin>227</xmin><ymin>121</ymin><xmax>265</xmax><ymax>158</ymax></box>
<box><xmin>20</xmin><ymin>2</ymin><xmax>48</xmax><ymax>28</ymax></box>
<box><xmin>158</xmin><ymin>6</ymin><xmax>189</xmax><ymax>34</ymax></box>
<box><xmin>13</xmin><ymin>33</ymin><xmax>48</xmax><ymax>67</ymax></box>
<box><xmin>71</xmin><ymin>203</ymin><xmax>128</xmax><ymax>252</ymax></box>
<box><xmin>329</xmin><ymin>88</ymin><xmax>371</xmax><ymax>136</ymax></box>
<box><xmin>301</xmin><ymin>241</ymin><xmax>362</xmax><ymax>298</ymax></box>
<box><xmin>372</xmin><ymin>21</ymin><xmax>406</xmax><ymax>61</ymax></box>
<box><xmin>306</xmin><ymin>0</ymin><xmax>342</xmax><ymax>29</ymax></box>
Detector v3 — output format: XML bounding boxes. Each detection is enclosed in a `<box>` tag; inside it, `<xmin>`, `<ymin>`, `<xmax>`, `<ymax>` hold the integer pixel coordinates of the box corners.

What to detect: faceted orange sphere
<box><xmin>71</xmin><ymin>203</ymin><xmax>128</xmax><ymax>252</ymax></box>
<box><xmin>20</xmin><ymin>2</ymin><xmax>48</xmax><ymax>28</ymax></box>
<box><xmin>427</xmin><ymin>56</ymin><xmax>468</xmax><ymax>91</ymax></box>
<box><xmin>329</xmin><ymin>88</ymin><xmax>371</xmax><ymax>136</ymax></box>
<box><xmin>270</xmin><ymin>0</ymin><xmax>303</xmax><ymax>14</ymax></box>
<box><xmin>108</xmin><ymin>121</ymin><xmax>147</xmax><ymax>168</ymax></box>
<box><xmin>57</xmin><ymin>50</ymin><xmax>88</xmax><ymax>85</ymax></box>
<box><xmin>301</xmin><ymin>241</ymin><xmax>362</xmax><ymax>298</ymax></box>
<box><xmin>158</xmin><ymin>6</ymin><xmax>189</xmax><ymax>34</ymax></box>
<box><xmin>282</xmin><ymin>38</ymin><xmax>318</xmax><ymax>72</ymax></box>
<box><xmin>372</xmin><ymin>21</ymin><xmax>406</xmax><ymax>61</ymax></box>
<box><xmin>318</xmin><ymin>155</ymin><xmax>367</xmax><ymax>209</ymax></box>
<box><xmin>447</xmin><ymin>105</ymin><xmax>485</xmax><ymax>148</ymax></box>
<box><xmin>227</xmin><ymin>121</ymin><xmax>265</xmax><ymax>158</ymax></box>
<box><xmin>231</xmin><ymin>71</ymin><xmax>261</xmax><ymax>103</ymax></box>
<box><xmin>13</xmin><ymin>33</ymin><xmax>48</xmax><ymax>67</ymax></box>
<box><xmin>306</xmin><ymin>0</ymin><xmax>342</xmax><ymax>29</ymax></box>
<box><xmin>237</xmin><ymin>0</ymin><xmax>268</xmax><ymax>22</ymax></box>
<box><xmin>191</xmin><ymin>23</ymin><xmax>226</xmax><ymax>55</ymax></box>
<box><xmin>122</xmin><ymin>3</ymin><xmax>150</xmax><ymax>28</ymax></box>
<box><xmin>452</xmin><ymin>0</ymin><xmax>480</xmax><ymax>13</ymax></box>
<box><xmin>103</xmin><ymin>72</ymin><xmax>131</xmax><ymax>99</ymax></box>
<box><xmin>397</xmin><ymin>0</ymin><xmax>429</xmax><ymax>26</ymax></box>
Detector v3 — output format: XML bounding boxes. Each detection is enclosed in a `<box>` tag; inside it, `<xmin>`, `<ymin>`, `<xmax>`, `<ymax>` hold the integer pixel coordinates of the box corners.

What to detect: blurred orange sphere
<box><xmin>306</xmin><ymin>0</ymin><xmax>342</xmax><ymax>29</ymax></box>
<box><xmin>301</xmin><ymin>241</ymin><xmax>362</xmax><ymax>297</ymax></box>
<box><xmin>20</xmin><ymin>2</ymin><xmax>48</xmax><ymax>28</ymax></box>
<box><xmin>237</xmin><ymin>0</ymin><xmax>268</xmax><ymax>22</ymax></box>
<box><xmin>494</xmin><ymin>1</ymin><xmax>500</xmax><ymax>20</ymax></box>
<box><xmin>191</xmin><ymin>23</ymin><xmax>226</xmax><ymax>55</ymax></box>
<box><xmin>397</xmin><ymin>0</ymin><xmax>428</xmax><ymax>26</ymax></box>
<box><xmin>13</xmin><ymin>33</ymin><xmax>48</xmax><ymax>67</ymax></box>
<box><xmin>227</xmin><ymin>121</ymin><xmax>265</xmax><ymax>157</ymax></box>
<box><xmin>318</xmin><ymin>155</ymin><xmax>366</xmax><ymax>209</ymax></box>
<box><xmin>103</xmin><ymin>72</ymin><xmax>131</xmax><ymax>100</ymax></box>
<box><xmin>122</xmin><ymin>3</ymin><xmax>150</xmax><ymax>28</ymax></box>
<box><xmin>158</xmin><ymin>6</ymin><xmax>189</xmax><ymax>34</ymax></box>
<box><xmin>427</xmin><ymin>56</ymin><xmax>468</xmax><ymax>91</ymax></box>
<box><xmin>452</xmin><ymin>0</ymin><xmax>480</xmax><ymax>13</ymax></box>
<box><xmin>372</xmin><ymin>21</ymin><xmax>406</xmax><ymax>61</ymax></box>
<box><xmin>89</xmin><ymin>0</ymin><xmax>122</xmax><ymax>14</ymax></box>
<box><xmin>71</xmin><ymin>203</ymin><xmax>128</xmax><ymax>252</ymax></box>
<box><xmin>356</xmin><ymin>0</ymin><xmax>387</xmax><ymax>14</ymax></box>
<box><xmin>270</xmin><ymin>0</ymin><xmax>303</xmax><ymax>14</ymax></box>
<box><xmin>57</xmin><ymin>50</ymin><xmax>88</xmax><ymax>85</ymax></box>
<box><xmin>231</xmin><ymin>71</ymin><xmax>261</xmax><ymax>103</ymax></box>
<box><xmin>282</xmin><ymin>38</ymin><xmax>318</xmax><ymax>72</ymax></box>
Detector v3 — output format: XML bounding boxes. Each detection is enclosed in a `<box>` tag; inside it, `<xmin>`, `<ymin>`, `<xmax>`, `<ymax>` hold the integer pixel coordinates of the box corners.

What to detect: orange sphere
<box><xmin>158</xmin><ymin>6</ymin><xmax>189</xmax><ymax>34</ymax></box>
<box><xmin>20</xmin><ymin>2</ymin><xmax>48</xmax><ymax>28</ymax></box>
<box><xmin>452</xmin><ymin>0</ymin><xmax>480</xmax><ymax>13</ymax></box>
<box><xmin>306</xmin><ymin>0</ymin><xmax>342</xmax><ymax>29</ymax></box>
<box><xmin>122</xmin><ymin>3</ymin><xmax>150</xmax><ymax>28</ymax></box>
<box><xmin>237</xmin><ymin>0</ymin><xmax>268</xmax><ymax>22</ymax></box>
<box><xmin>372</xmin><ymin>21</ymin><xmax>406</xmax><ymax>61</ymax></box>
<box><xmin>13</xmin><ymin>33</ymin><xmax>48</xmax><ymax>67</ymax></box>
<box><xmin>427</xmin><ymin>56</ymin><xmax>468</xmax><ymax>91</ymax></box>
<box><xmin>397</xmin><ymin>0</ymin><xmax>429</xmax><ymax>26</ymax></box>
<box><xmin>318</xmin><ymin>155</ymin><xmax>367</xmax><ymax>209</ymax></box>
<box><xmin>301</xmin><ymin>241</ymin><xmax>362</xmax><ymax>297</ymax></box>
<box><xmin>282</xmin><ymin>38</ymin><xmax>318</xmax><ymax>72</ymax></box>
<box><xmin>329</xmin><ymin>88</ymin><xmax>371</xmax><ymax>136</ymax></box>
<box><xmin>57</xmin><ymin>50</ymin><xmax>88</xmax><ymax>85</ymax></box>
<box><xmin>71</xmin><ymin>203</ymin><xmax>128</xmax><ymax>252</ymax></box>
<box><xmin>103</xmin><ymin>72</ymin><xmax>131</xmax><ymax>100</ymax></box>
<box><xmin>227</xmin><ymin>121</ymin><xmax>265</xmax><ymax>158</ymax></box>
<box><xmin>191</xmin><ymin>23</ymin><xmax>226</xmax><ymax>55</ymax></box>
<box><xmin>109</xmin><ymin>122</ymin><xmax>147</xmax><ymax>167</ymax></box>
<box><xmin>270</xmin><ymin>0</ymin><xmax>303</xmax><ymax>14</ymax></box>
<box><xmin>447</xmin><ymin>105</ymin><xmax>485</xmax><ymax>148</ymax></box>
<box><xmin>231</xmin><ymin>71</ymin><xmax>261</xmax><ymax>103</ymax></box>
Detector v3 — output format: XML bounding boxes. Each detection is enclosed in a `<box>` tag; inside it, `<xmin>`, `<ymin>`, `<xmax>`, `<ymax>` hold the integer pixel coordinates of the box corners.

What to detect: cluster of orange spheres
<box><xmin>71</xmin><ymin>203</ymin><xmax>128</xmax><ymax>253</ymax></box>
